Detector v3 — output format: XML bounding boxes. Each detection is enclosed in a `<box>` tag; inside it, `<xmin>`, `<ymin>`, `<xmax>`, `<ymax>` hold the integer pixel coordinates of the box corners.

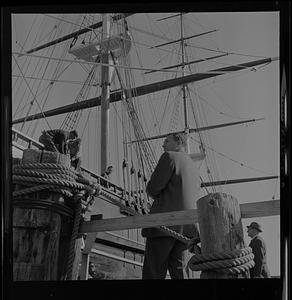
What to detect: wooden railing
<box><xmin>12</xmin><ymin>127</ymin><xmax>45</xmax><ymax>149</ymax></box>
<box><xmin>79</xmin><ymin>199</ymin><xmax>280</xmax><ymax>233</ymax></box>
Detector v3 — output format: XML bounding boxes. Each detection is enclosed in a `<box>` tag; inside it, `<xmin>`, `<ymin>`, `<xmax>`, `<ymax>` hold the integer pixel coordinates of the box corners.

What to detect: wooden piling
<box><xmin>197</xmin><ymin>192</ymin><xmax>248</xmax><ymax>278</ymax></box>
<box><xmin>13</xmin><ymin>148</ymin><xmax>74</xmax><ymax>280</ymax></box>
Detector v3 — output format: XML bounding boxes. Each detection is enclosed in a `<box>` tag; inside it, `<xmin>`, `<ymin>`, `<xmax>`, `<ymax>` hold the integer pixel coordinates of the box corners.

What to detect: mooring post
<box><xmin>13</xmin><ymin>148</ymin><xmax>74</xmax><ymax>280</ymax></box>
<box><xmin>196</xmin><ymin>192</ymin><xmax>249</xmax><ymax>278</ymax></box>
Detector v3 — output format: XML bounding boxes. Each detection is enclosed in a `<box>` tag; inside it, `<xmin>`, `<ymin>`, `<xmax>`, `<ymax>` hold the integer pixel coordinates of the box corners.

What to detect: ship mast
<box><xmin>180</xmin><ymin>13</ymin><xmax>190</xmax><ymax>153</ymax></box>
<box><xmin>100</xmin><ymin>14</ymin><xmax>113</xmax><ymax>174</ymax></box>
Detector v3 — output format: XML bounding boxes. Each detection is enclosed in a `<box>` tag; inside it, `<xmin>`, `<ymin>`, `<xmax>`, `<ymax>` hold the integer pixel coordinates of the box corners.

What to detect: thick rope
<box><xmin>159</xmin><ymin>225</ymin><xmax>193</xmax><ymax>243</ymax></box>
<box><xmin>13</xmin><ymin>162</ymin><xmax>75</xmax><ymax>171</ymax></box>
<box><xmin>99</xmin><ymin>189</ymin><xmax>194</xmax><ymax>244</ymax></box>
<box><xmin>13</xmin><ymin>175</ymin><xmax>95</xmax><ymax>193</ymax></box>
<box><xmin>188</xmin><ymin>246</ymin><xmax>255</xmax><ymax>275</ymax></box>
<box><xmin>13</xmin><ymin>168</ymin><xmax>77</xmax><ymax>181</ymax></box>
<box><xmin>13</xmin><ymin>184</ymin><xmax>74</xmax><ymax>198</ymax></box>
<box><xmin>189</xmin><ymin>246</ymin><xmax>252</xmax><ymax>263</ymax></box>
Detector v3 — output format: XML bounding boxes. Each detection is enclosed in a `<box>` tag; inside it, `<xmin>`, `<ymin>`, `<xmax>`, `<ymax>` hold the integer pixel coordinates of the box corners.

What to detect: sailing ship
<box><xmin>11</xmin><ymin>12</ymin><xmax>280</xmax><ymax>279</ymax></box>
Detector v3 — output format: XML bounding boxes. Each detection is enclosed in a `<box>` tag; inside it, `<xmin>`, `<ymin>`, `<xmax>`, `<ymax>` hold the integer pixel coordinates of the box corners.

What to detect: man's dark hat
<box><xmin>247</xmin><ymin>221</ymin><xmax>262</xmax><ymax>232</ymax></box>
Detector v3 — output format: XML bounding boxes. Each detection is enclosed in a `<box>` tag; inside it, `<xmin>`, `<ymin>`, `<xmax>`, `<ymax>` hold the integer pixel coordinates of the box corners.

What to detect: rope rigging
<box><xmin>13</xmin><ymin>15</ymin><xmax>84</xmax><ymax>139</ymax></box>
<box><xmin>59</xmin><ymin>61</ymin><xmax>100</xmax><ymax>131</ymax></box>
<box><xmin>12</xmin><ymin>55</ymin><xmax>52</xmax><ymax>131</ymax></box>
<box><xmin>21</xmin><ymin>17</ymin><xmax>68</xmax><ymax>134</ymax></box>
<box><xmin>111</xmin><ymin>52</ymin><xmax>157</xmax><ymax>176</ymax></box>
<box><xmin>29</xmin><ymin>42</ymin><xmax>77</xmax><ymax>138</ymax></box>
<box><xmin>187</xmin><ymin>87</ymin><xmax>219</xmax><ymax>194</ymax></box>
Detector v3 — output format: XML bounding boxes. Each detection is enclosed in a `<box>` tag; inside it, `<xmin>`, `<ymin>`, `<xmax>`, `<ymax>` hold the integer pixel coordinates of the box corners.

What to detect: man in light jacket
<box><xmin>142</xmin><ymin>133</ymin><xmax>205</xmax><ymax>279</ymax></box>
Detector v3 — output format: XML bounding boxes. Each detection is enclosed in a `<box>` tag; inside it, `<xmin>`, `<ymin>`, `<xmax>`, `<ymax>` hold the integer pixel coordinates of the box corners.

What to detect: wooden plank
<box><xmin>91</xmin><ymin>248</ymin><xmax>143</xmax><ymax>267</ymax></box>
<box><xmin>94</xmin><ymin>232</ymin><xmax>145</xmax><ymax>254</ymax></box>
<box><xmin>83</xmin><ymin>233</ymin><xmax>97</xmax><ymax>254</ymax></box>
<box><xmin>79</xmin><ymin>253</ymin><xmax>90</xmax><ymax>280</ymax></box>
<box><xmin>240</xmin><ymin>199</ymin><xmax>280</xmax><ymax>218</ymax></box>
<box><xmin>80</xmin><ymin>209</ymin><xmax>196</xmax><ymax>233</ymax></box>
<box><xmin>71</xmin><ymin>236</ymin><xmax>84</xmax><ymax>280</ymax></box>
<box><xmin>89</xmin><ymin>250</ymin><xmax>142</xmax><ymax>280</ymax></box>
<box><xmin>83</xmin><ymin>215</ymin><xmax>103</xmax><ymax>254</ymax></box>
<box><xmin>79</xmin><ymin>200</ymin><xmax>280</xmax><ymax>234</ymax></box>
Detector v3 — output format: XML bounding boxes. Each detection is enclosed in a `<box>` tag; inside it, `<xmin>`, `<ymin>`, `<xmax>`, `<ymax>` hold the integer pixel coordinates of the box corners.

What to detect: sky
<box><xmin>11</xmin><ymin>11</ymin><xmax>280</xmax><ymax>276</ymax></box>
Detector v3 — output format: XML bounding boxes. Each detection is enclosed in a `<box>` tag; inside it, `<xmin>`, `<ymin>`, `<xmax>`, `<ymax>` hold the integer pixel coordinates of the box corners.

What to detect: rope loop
<box><xmin>188</xmin><ymin>246</ymin><xmax>255</xmax><ymax>275</ymax></box>
<box><xmin>189</xmin><ymin>246</ymin><xmax>252</xmax><ymax>263</ymax></box>
<box><xmin>12</xmin><ymin>162</ymin><xmax>101</xmax><ymax>214</ymax></box>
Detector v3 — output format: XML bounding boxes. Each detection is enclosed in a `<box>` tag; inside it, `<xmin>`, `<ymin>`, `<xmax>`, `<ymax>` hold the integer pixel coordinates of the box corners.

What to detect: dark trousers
<box><xmin>250</xmin><ymin>264</ymin><xmax>270</xmax><ymax>278</ymax></box>
<box><xmin>142</xmin><ymin>236</ymin><xmax>191</xmax><ymax>279</ymax></box>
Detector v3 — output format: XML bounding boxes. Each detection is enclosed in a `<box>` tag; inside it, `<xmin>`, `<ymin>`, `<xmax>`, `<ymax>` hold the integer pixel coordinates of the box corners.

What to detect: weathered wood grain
<box><xmin>79</xmin><ymin>253</ymin><xmax>90</xmax><ymax>280</ymax></box>
<box><xmin>197</xmin><ymin>193</ymin><xmax>247</xmax><ymax>278</ymax></box>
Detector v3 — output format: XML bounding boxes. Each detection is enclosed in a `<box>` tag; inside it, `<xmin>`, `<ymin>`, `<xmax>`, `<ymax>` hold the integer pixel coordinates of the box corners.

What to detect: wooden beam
<box><xmin>24</xmin><ymin>13</ymin><xmax>134</xmax><ymax>55</ymax></box>
<box><xmin>83</xmin><ymin>214</ymin><xmax>102</xmax><ymax>254</ymax></box>
<box><xmin>151</xmin><ymin>30</ymin><xmax>218</xmax><ymax>48</ymax></box>
<box><xmin>91</xmin><ymin>249</ymin><xmax>143</xmax><ymax>267</ymax></box>
<box><xmin>79</xmin><ymin>199</ymin><xmax>280</xmax><ymax>234</ymax></box>
<box><xmin>95</xmin><ymin>232</ymin><xmax>145</xmax><ymax>254</ymax></box>
<box><xmin>79</xmin><ymin>253</ymin><xmax>90</xmax><ymax>280</ymax></box>
<box><xmin>128</xmin><ymin>118</ymin><xmax>264</xmax><ymax>143</ymax></box>
<box><xmin>144</xmin><ymin>54</ymin><xmax>227</xmax><ymax>74</ymax></box>
<box><xmin>201</xmin><ymin>176</ymin><xmax>279</xmax><ymax>187</ymax></box>
<box><xmin>80</xmin><ymin>210</ymin><xmax>195</xmax><ymax>234</ymax></box>
<box><xmin>240</xmin><ymin>199</ymin><xmax>280</xmax><ymax>218</ymax></box>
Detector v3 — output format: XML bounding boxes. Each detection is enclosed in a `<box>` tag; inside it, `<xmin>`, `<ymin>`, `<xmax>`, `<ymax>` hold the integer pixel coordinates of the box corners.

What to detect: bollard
<box><xmin>197</xmin><ymin>192</ymin><xmax>249</xmax><ymax>279</ymax></box>
<box><xmin>13</xmin><ymin>149</ymin><xmax>73</xmax><ymax>280</ymax></box>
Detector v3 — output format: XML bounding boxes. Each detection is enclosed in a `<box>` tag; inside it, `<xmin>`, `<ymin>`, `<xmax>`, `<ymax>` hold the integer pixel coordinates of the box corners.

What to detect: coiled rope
<box><xmin>188</xmin><ymin>246</ymin><xmax>255</xmax><ymax>275</ymax></box>
<box><xmin>13</xmin><ymin>162</ymin><xmax>101</xmax><ymax>279</ymax></box>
